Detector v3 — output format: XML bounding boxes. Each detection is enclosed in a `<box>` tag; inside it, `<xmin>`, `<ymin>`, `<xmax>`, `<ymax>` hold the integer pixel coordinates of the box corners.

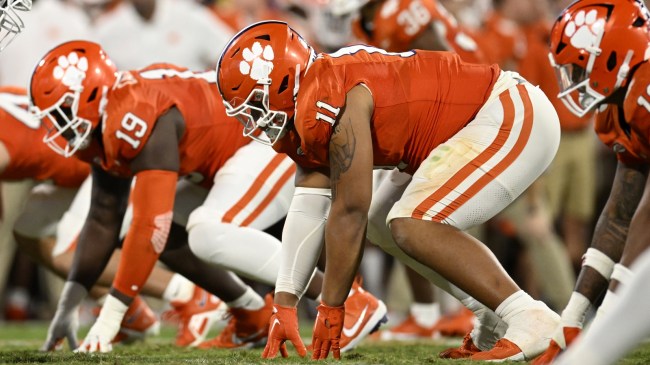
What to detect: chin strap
<box><xmin>615</xmin><ymin>50</ymin><xmax>635</xmax><ymax>89</ymax></box>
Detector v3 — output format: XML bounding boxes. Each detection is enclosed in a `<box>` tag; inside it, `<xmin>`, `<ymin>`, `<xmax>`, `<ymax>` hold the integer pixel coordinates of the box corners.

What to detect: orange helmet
<box><xmin>30</xmin><ymin>40</ymin><xmax>117</xmax><ymax>157</ymax></box>
<box><xmin>549</xmin><ymin>0</ymin><xmax>650</xmax><ymax>117</ymax></box>
<box><xmin>217</xmin><ymin>20</ymin><xmax>316</xmax><ymax>145</ymax></box>
<box><xmin>0</xmin><ymin>0</ymin><xmax>32</xmax><ymax>51</ymax></box>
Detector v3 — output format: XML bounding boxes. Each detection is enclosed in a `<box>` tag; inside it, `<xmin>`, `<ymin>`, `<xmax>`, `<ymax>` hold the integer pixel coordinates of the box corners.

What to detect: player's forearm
<box><xmin>275</xmin><ymin>188</ymin><xmax>331</xmax><ymax>305</ymax></box>
<box><xmin>68</xmin><ymin>218</ymin><xmax>122</xmax><ymax>290</ymax></box>
<box><xmin>321</xmin><ymin>208</ymin><xmax>366</xmax><ymax>307</ymax></box>
<box><xmin>112</xmin><ymin>170</ymin><xmax>177</xmax><ymax>300</ymax></box>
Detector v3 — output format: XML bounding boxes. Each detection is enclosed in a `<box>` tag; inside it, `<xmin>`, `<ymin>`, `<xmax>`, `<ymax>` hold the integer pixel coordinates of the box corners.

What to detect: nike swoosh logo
<box><xmin>270</xmin><ymin>318</ymin><xmax>280</xmax><ymax>334</ymax></box>
<box><xmin>342</xmin><ymin>305</ymin><xmax>368</xmax><ymax>338</ymax></box>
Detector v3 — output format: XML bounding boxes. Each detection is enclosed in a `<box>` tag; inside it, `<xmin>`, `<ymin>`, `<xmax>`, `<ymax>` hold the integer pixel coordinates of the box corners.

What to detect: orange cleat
<box><xmin>198</xmin><ymin>293</ymin><xmax>273</xmax><ymax>349</ymax></box>
<box><xmin>470</xmin><ymin>338</ymin><xmax>525</xmax><ymax>361</ymax></box>
<box><xmin>434</xmin><ymin>307</ymin><xmax>475</xmax><ymax>337</ymax></box>
<box><xmin>439</xmin><ymin>332</ymin><xmax>481</xmax><ymax>359</ymax></box>
<box><xmin>164</xmin><ymin>286</ymin><xmax>228</xmax><ymax>347</ymax></box>
<box><xmin>380</xmin><ymin>315</ymin><xmax>438</xmax><ymax>341</ymax></box>
<box><xmin>339</xmin><ymin>280</ymin><xmax>387</xmax><ymax>352</ymax></box>
<box><xmin>112</xmin><ymin>295</ymin><xmax>160</xmax><ymax>344</ymax></box>
<box><xmin>531</xmin><ymin>327</ymin><xmax>581</xmax><ymax>365</ymax></box>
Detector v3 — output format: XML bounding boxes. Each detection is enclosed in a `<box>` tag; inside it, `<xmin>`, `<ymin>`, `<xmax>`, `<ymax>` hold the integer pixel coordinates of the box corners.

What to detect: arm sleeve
<box><xmin>112</xmin><ymin>169</ymin><xmax>177</xmax><ymax>297</ymax></box>
<box><xmin>275</xmin><ymin>187</ymin><xmax>331</xmax><ymax>298</ymax></box>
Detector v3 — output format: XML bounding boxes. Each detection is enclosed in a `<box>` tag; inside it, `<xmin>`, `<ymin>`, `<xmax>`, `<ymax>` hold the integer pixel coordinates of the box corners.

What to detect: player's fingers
<box><xmin>311</xmin><ymin>339</ymin><xmax>321</xmax><ymax>360</ymax></box>
<box><xmin>279</xmin><ymin>342</ymin><xmax>289</xmax><ymax>358</ymax></box>
<box><xmin>318</xmin><ymin>340</ymin><xmax>330</xmax><ymax>360</ymax></box>
<box><xmin>332</xmin><ymin>339</ymin><xmax>341</xmax><ymax>360</ymax></box>
<box><xmin>66</xmin><ymin>332</ymin><xmax>78</xmax><ymax>350</ymax></box>
<box><xmin>40</xmin><ymin>337</ymin><xmax>61</xmax><ymax>352</ymax></box>
<box><xmin>261</xmin><ymin>341</ymin><xmax>272</xmax><ymax>358</ymax></box>
<box><xmin>287</xmin><ymin>334</ymin><xmax>306</xmax><ymax>357</ymax></box>
<box><xmin>262</xmin><ymin>339</ymin><xmax>279</xmax><ymax>359</ymax></box>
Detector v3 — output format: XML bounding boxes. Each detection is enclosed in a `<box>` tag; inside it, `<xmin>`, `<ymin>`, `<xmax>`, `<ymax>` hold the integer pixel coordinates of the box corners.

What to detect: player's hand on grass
<box><xmin>311</xmin><ymin>303</ymin><xmax>345</xmax><ymax>360</ymax></box>
<box><xmin>261</xmin><ymin>304</ymin><xmax>306</xmax><ymax>359</ymax></box>
<box><xmin>75</xmin><ymin>294</ymin><xmax>128</xmax><ymax>353</ymax></box>
<box><xmin>41</xmin><ymin>305</ymin><xmax>80</xmax><ymax>351</ymax></box>
<box><xmin>40</xmin><ymin>281</ymin><xmax>88</xmax><ymax>351</ymax></box>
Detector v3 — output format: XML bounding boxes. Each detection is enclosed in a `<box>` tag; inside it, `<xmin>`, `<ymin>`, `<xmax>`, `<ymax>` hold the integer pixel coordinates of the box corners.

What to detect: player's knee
<box><xmin>389</xmin><ymin>218</ymin><xmax>412</xmax><ymax>253</ymax></box>
<box><xmin>187</xmin><ymin>221</ymin><xmax>232</xmax><ymax>266</ymax></box>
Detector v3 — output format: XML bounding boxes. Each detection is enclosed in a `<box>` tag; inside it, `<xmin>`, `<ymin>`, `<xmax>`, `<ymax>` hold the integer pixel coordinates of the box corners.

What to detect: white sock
<box><xmin>462</xmin><ymin>296</ymin><xmax>506</xmax><ymax>351</ymax></box>
<box><xmin>162</xmin><ymin>274</ymin><xmax>195</xmax><ymax>303</ymax></box>
<box><xmin>495</xmin><ymin>290</ymin><xmax>537</xmax><ymax>323</ymax></box>
<box><xmin>226</xmin><ymin>287</ymin><xmax>265</xmax><ymax>310</ymax></box>
<box><xmin>560</xmin><ymin>292</ymin><xmax>591</xmax><ymax>328</ymax></box>
<box><xmin>410</xmin><ymin>302</ymin><xmax>441</xmax><ymax>328</ymax></box>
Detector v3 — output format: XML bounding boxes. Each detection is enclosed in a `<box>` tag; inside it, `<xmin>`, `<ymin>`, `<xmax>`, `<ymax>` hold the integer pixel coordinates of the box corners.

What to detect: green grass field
<box><xmin>1</xmin><ymin>323</ymin><xmax>649</xmax><ymax>364</ymax></box>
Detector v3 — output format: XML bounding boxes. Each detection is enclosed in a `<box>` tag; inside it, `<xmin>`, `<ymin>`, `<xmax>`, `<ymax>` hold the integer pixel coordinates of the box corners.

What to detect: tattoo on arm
<box><xmin>329</xmin><ymin>118</ymin><xmax>356</xmax><ymax>200</ymax></box>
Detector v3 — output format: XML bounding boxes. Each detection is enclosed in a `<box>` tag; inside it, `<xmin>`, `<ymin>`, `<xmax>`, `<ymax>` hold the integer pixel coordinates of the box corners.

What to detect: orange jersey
<box><xmin>99</xmin><ymin>64</ymin><xmax>250</xmax><ymax>187</ymax></box>
<box><xmin>276</xmin><ymin>47</ymin><xmax>500</xmax><ymax>174</ymax></box>
<box><xmin>594</xmin><ymin>61</ymin><xmax>650</xmax><ymax>165</ymax></box>
<box><xmin>0</xmin><ymin>87</ymin><xmax>89</xmax><ymax>187</ymax></box>
<box><xmin>352</xmin><ymin>0</ymin><xmax>485</xmax><ymax>63</ymax></box>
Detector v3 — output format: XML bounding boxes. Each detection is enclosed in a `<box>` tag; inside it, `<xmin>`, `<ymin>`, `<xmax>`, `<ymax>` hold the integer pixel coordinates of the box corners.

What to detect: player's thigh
<box><xmin>53</xmin><ymin>177</ymin><xmax>92</xmax><ymax>257</ymax></box>
<box><xmin>388</xmin><ymin>82</ymin><xmax>560</xmax><ymax>231</ymax></box>
<box><xmin>188</xmin><ymin>141</ymin><xmax>296</xmax><ymax>230</ymax></box>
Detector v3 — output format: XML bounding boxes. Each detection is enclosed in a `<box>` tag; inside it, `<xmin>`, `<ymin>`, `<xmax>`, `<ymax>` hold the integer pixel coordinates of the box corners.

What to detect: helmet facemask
<box><xmin>224</xmin><ymin>85</ymin><xmax>288</xmax><ymax>146</ymax></box>
<box><xmin>33</xmin><ymin>90</ymin><xmax>93</xmax><ymax>157</ymax></box>
<box><xmin>0</xmin><ymin>0</ymin><xmax>31</xmax><ymax>51</ymax></box>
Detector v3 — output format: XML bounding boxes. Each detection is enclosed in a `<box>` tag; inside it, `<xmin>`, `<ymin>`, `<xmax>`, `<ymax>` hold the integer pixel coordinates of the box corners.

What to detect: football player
<box><xmin>330</xmin><ymin>0</ymin><xmax>485</xmax><ymax>342</ymax></box>
<box><xmin>0</xmin><ymin>0</ymin><xmax>30</xmax><ymax>51</ymax></box>
<box><xmin>30</xmin><ymin>40</ymin><xmax>385</xmax><ymax>353</ymax></box>
<box><xmin>217</xmin><ymin>21</ymin><xmax>561</xmax><ymax>361</ymax></box>
<box><xmin>0</xmin><ymin>86</ymin><xmax>229</xmax><ymax>349</ymax></box>
<box><xmin>331</xmin><ymin>0</ymin><xmax>484</xmax><ymax>63</ymax></box>
<box><xmin>533</xmin><ymin>0</ymin><xmax>650</xmax><ymax>363</ymax></box>
<box><xmin>0</xmin><ymin>86</ymin><xmax>161</xmax><ymax>345</ymax></box>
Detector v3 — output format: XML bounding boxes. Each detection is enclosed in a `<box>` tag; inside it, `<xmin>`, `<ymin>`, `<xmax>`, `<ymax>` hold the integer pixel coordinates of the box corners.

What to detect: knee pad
<box><xmin>187</xmin><ymin>221</ymin><xmax>233</xmax><ymax>267</ymax></box>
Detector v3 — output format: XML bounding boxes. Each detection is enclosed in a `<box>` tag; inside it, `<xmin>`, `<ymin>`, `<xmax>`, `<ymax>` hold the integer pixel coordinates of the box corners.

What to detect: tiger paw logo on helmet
<box><xmin>239</xmin><ymin>41</ymin><xmax>274</xmax><ymax>81</ymax></box>
<box><xmin>52</xmin><ymin>52</ymin><xmax>88</xmax><ymax>89</ymax></box>
<box><xmin>564</xmin><ymin>9</ymin><xmax>606</xmax><ymax>50</ymax></box>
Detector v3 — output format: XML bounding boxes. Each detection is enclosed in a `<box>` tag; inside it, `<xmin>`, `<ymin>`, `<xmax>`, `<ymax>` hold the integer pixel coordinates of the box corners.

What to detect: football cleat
<box><xmin>471</xmin><ymin>302</ymin><xmax>559</xmax><ymax>361</ymax></box>
<box><xmin>198</xmin><ymin>293</ymin><xmax>273</xmax><ymax>349</ymax></box>
<box><xmin>531</xmin><ymin>326</ymin><xmax>581</xmax><ymax>365</ymax></box>
<box><xmin>108</xmin><ymin>295</ymin><xmax>160</xmax><ymax>344</ymax></box>
<box><xmin>163</xmin><ymin>286</ymin><xmax>228</xmax><ymax>347</ymax></box>
<box><xmin>380</xmin><ymin>315</ymin><xmax>439</xmax><ymax>341</ymax></box>
<box><xmin>339</xmin><ymin>278</ymin><xmax>388</xmax><ymax>352</ymax></box>
<box><xmin>434</xmin><ymin>307</ymin><xmax>475</xmax><ymax>337</ymax></box>
<box><xmin>439</xmin><ymin>332</ymin><xmax>481</xmax><ymax>359</ymax></box>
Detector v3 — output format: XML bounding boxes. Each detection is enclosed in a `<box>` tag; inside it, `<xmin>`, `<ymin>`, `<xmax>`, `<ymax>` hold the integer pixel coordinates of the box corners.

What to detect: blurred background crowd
<box><xmin>0</xmin><ymin>0</ymin><xmax>640</xmax><ymax>335</ymax></box>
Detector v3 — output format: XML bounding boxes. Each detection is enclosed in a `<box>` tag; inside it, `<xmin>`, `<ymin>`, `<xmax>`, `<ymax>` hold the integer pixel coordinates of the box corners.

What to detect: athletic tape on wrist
<box><xmin>610</xmin><ymin>263</ymin><xmax>633</xmax><ymax>286</ymax></box>
<box><xmin>582</xmin><ymin>248</ymin><xmax>615</xmax><ymax>279</ymax></box>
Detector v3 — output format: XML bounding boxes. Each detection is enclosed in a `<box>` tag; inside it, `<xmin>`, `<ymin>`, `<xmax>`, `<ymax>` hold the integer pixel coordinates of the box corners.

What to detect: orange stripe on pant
<box><xmin>241</xmin><ymin>162</ymin><xmax>296</xmax><ymax>227</ymax></box>
<box><xmin>221</xmin><ymin>154</ymin><xmax>290</xmax><ymax>225</ymax></box>
<box><xmin>412</xmin><ymin>84</ymin><xmax>531</xmax><ymax>221</ymax></box>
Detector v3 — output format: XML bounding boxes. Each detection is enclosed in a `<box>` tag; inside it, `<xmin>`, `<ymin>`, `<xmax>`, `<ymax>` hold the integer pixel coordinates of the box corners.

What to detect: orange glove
<box><xmin>311</xmin><ymin>303</ymin><xmax>345</xmax><ymax>360</ymax></box>
<box><xmin>261</xmin><ymin>305</ymin><xmax>307</xmax><ymax>359</ymax></box>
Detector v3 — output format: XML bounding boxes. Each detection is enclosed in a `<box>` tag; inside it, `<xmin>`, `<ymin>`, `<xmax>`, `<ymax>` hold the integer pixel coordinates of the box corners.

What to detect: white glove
<box><xmin>75</xmin><ymin>294</ymin><xmax>128</xmax><ymax>353</ymax></box>
<box><xmin>41</xmin><ymin>281</ymin><xmax>87</xmax><ymax>351</ymax></box>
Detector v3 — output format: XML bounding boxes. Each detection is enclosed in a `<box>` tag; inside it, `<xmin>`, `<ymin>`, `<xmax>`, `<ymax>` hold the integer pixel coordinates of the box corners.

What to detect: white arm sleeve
<box><xmin>275</xmin><ymin>187</ymin><xmax>331</xmax><ymax>298</ymax></box>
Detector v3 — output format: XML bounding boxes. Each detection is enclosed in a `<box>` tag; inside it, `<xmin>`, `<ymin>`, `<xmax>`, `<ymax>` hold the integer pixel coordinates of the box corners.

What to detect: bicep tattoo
<box><xmin>329</xmin><ymin>117</ymin><xmax>356</xmax><ymax>200</ymax></box>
